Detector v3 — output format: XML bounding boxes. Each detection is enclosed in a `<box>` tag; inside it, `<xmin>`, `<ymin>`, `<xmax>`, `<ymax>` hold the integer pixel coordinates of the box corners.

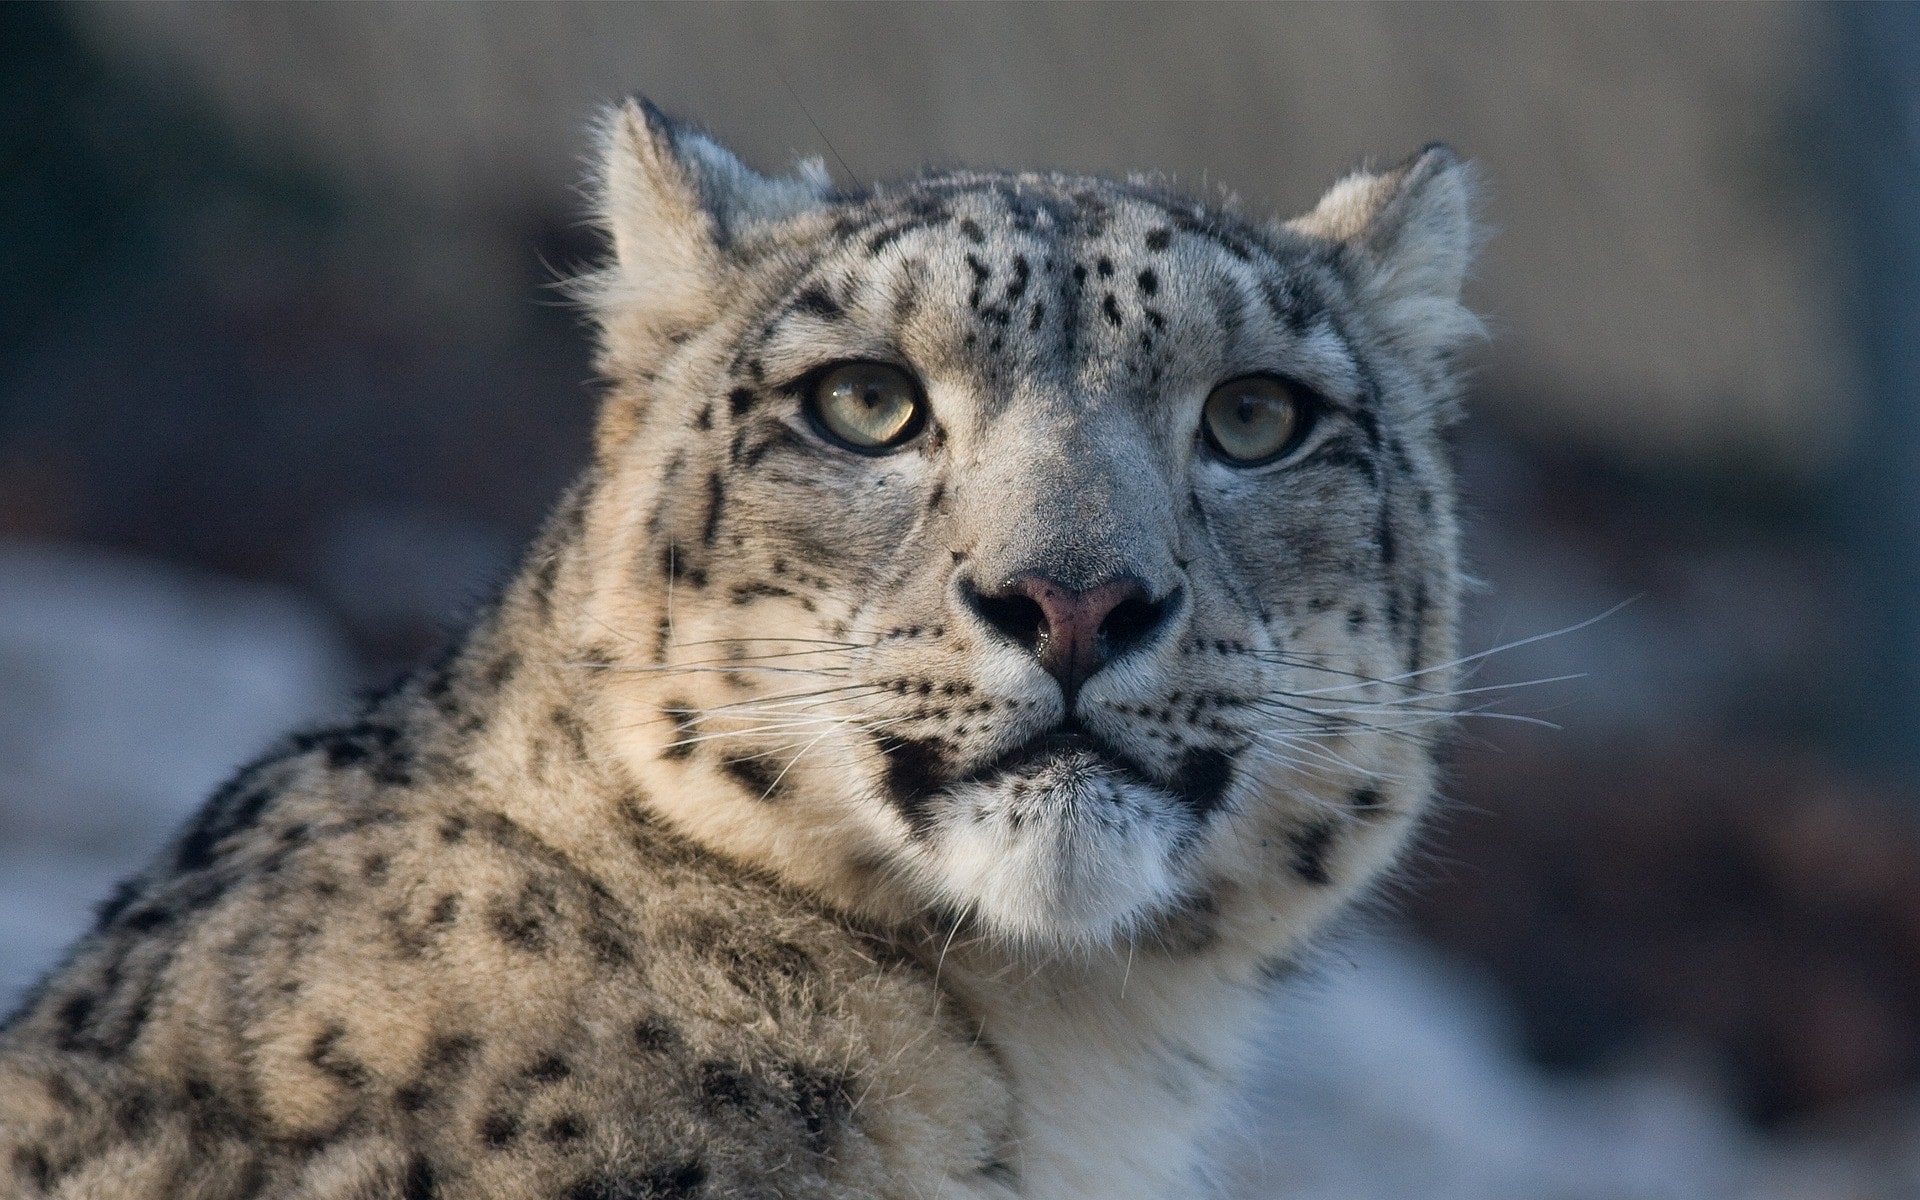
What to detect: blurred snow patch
<box><xmin>1224</xmin><ymin>936</ymin><xmax>1920</xmax><ymax>1199</ymax></box>
<box><xmin>0</xmin><ymin>539</ymin><xmax>350</xmax><ymax>1005</ymax></box>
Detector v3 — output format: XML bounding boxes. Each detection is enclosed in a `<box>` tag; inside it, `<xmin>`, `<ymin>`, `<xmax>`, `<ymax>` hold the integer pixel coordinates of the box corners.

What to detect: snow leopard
<box><xmin>0</xmin><ymin>99</ymin><xmax>1478</xmax><ymax>1199</ymax></box>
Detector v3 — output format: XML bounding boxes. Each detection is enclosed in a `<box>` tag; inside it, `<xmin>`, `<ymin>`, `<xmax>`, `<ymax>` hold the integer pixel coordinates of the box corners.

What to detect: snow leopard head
<box><xmin>575</xmin><ymin>100</ymin><xmax>1478</xmax><ymax>954</ymax></box>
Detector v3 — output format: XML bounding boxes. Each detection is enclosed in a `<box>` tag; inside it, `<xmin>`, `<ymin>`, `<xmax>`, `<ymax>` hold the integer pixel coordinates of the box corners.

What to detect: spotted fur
<box><xmin>0</xmin><ymin>99</ymin><xmax>1479</xmax><ymax>1198</ymax></box>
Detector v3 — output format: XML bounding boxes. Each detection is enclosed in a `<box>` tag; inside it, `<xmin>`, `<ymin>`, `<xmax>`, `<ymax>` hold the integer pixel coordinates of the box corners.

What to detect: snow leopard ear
<box><xmin>592</xmin><ymin>98</ymin><xmax>832</xmax><ymax>356</ymax></box>
<box><xmin>1287</xmin><ymin>145</ymin><xmax>1482</xmax><ymax>357</ymax></box>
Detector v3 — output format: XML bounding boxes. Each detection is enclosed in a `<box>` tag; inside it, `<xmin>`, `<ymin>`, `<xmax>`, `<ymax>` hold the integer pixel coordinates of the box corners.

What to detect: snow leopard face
<box><xmin>581</xmin><ymin>101</ymin><xmax>1477</xmax><ymax>950</ymax></box>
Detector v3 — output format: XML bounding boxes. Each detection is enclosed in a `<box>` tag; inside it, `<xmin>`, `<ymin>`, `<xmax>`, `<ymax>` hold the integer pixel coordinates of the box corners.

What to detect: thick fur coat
<box><xmin>0</xmin><ymin>101</ymin><xmax>1478</xmax><ymax>1198</ymax></box>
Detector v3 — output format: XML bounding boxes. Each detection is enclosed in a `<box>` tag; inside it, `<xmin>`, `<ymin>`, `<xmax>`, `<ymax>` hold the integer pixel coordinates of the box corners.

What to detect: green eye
<box><xmin>1201</xmin><ymin>375</ymin><xmax>1311</xmax><ymax>465</ymax></box>
<box><xmin>807</xmin><ymin>362</ymin><xmax>926</xmax><ymax>452</ymax></box>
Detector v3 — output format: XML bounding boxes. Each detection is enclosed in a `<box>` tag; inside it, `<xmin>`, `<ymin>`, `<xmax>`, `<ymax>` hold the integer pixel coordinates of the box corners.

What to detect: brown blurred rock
<box><xmin>1414</xmin><ymin>736</ymin><xmax>1920</xmax><ymax>1124</ymax></box>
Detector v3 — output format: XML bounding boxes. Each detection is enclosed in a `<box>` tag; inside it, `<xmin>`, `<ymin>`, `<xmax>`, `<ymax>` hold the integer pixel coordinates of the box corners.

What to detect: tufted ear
<box><xmin>1287</xmin><ymin>145</ymin><xmax>1482</xmax><ymax>358</ymax></box>
<box><xmin>591</xmin><ymin>98</ymin><xmax>832</xmax><ymax>368</ymax></box>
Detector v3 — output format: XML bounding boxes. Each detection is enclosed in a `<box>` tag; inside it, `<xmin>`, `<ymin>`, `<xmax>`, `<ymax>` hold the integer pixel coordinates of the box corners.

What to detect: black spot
<box><xmin>791</xmin><ymin>285</ymin><xmax>843</xmax><ymax>320</ymax></box>
<box><xmin>634</xmin><ymin>1016</ymin><xmax>682</xmax><ymax>1053</ymax></box>
<box><xmin>778</xmin><ymin>1063</ymin><xmax>854</xmax><ymax>1153</ymax></box>
<box><xmin>402</xmin><ymin>1156</ymin><xmax>436</xmax><ymax>1200</ymax></box>
<box><xmin>429</xmin><ymin>893</ymin><xmax>461</xmax><ymax>925</ymax></box>
<box><xmin>484</xmin><ymin>651</ymin><xmax>521</xmax><ymax>691</ymax></box>
<box><xmin>45</xmin><ymin>1075</ymin><xmax>82</xmax><ymax>1115</ymax></box>
<box><xmin>14</xmin><ymin>1146</ymin><xmax>51</xmax><ymax>1191</ymax></box>
<box><xmin>1288</xmin><ymin>821</ymin><xmax>1338</xmax><ymax>885</ymax></box>
<box><xmin>295</xmin><ymin>721</ymin><xmax>411</xmax><ymax>786</ymax></box>
<box><xmin>727</xmin><ymin>387</ymin><xmax>756</xmax><ymax>418</ymax></box>
<box><xmin>1028</xmin><ymin>300</ymin><xmax>1045</xmax><ymax>331</ymax></box>
<box><xmin>308</xmin><ymin>1024</ymin><xmax>370</xmax><ymax>1089</ymax></box>
<box><xmin>565</xmin><ymin>1160</ymin><xmax>707</xmax><ymax>1200</ymax></box>
<box><xmin>480</xmin><ymin>1110</ymin><xmax>520</xmax><ymax>1148</ymax></box>
<box><xmin>1169</xmin><ymin>748</ymin><xmax>1234</xmax><ymax>816</ymax></box>
<box><xmin>175</xmin><ymin>773</ymin><xmax>277</xmax><ymax>871</ymax></box>
<box><xmin>693</xmin><ymin>404</ymin><xmax>712</xmax><ymax>431</ymax></box>
<box><xmin>1102</xmin><ymin>293</ymin><xmax>1122</xmax><ymax>326</ymax></box>
<box><xmin>1170</xmin><ymin>209</ymin><xmax>1254</xmax><ymax>260</ymax></box>
<box><xmin>552</xmin><ymin>706</ymin><xmax>590</xmax><ymax>761</ymax></box>
<box><xmin>965</xmin><ymin>252</ymin><xmax>991</xmax><ymax>308</ymax></box>
<box><xmin>53</xmin><ymin>991</ymin><xmax>96</xmax><ymax>1051</ymax></box>
<box><xmin>487</xmin><ymin>883</ymin><xmax>555</xmax><ymax>954</ymax></box>
<box><xmin>875</xmin><ymin>736</ymin><xmax>946</xmax><ymax>836</ymax></box>
<box><xmin>660</xmin><ymin>703</ymin><xmax>699</xmax><ymax>760</ymax></box>
<box><xmin>584</xmin><ymin>926</ymin><xmax>633</xmax><ymax>968</ymax></box>
<box><xmin>701</xmin><ymin>473</ymin><xmax>726</xmax><ymax>546</ymax></box>
<box><xmin>719</xmin><ymin>754</ymin><xmax>787</xmax><ymax>802</ymax></box>
<box><xmin>440</xmin><ymin>814</ymin><xmax>469</xmax><ymax>843</ymax></box>
<box><xmin>1260</xmin><ymin>278</ymin><xmax>1311</xmax><ymax>334</ymax></box>
<box><xmin>1096</xmin><ymin>256</ymin><xmax>1114</xmax><ymax>277</ymax></box>
<box><xmin>1137</xmin><ymin>268</ymin><xmax>1159</xmax><ymax>296</ymax></box>
<box><xmin>1007</xmin><ymin>254</ymin><xmax>1031</xmax><ymax>300</ymax></box>
<box><xmin>1376</xmin><ymin>504</ymin><xmax>1397</xmax><ymax>567</ymax></box>
<box><xmin>728</xmin><ymin>581</ymin><xmax>797</xmax><ymax>606</ymax></box>
<box><xmin>699</xmin><ymin>1061</ymin><xmax>753</xmax><ymax>1110</ymax></box>
<box><xmin>1350</xmin><ymin>786</ymin><xmax>1385</xmax><ymax>812</ymax></box>
<box><xmin>1347</xmin><ymin>607</ymin><xmax>1368</xmax><ymax>631</ymax></box>
<box><xmin>1145</xmin><ymin>227</ymin><xmax>1172</xmax><ymax>251</ymax></box>
<box><xmin>660</xmin><ymin>541</ymin><xmax>707</xmax><ymax>590</ymax></box>
<box><xmin>865</xmin><ymin>219</ymin><xmax>928</xmax><ymax>254</ymax></box>
<box><xmin>546</xmin><ymin>1114</ymin><xmax>588</xmax><ymax>1144</ymax></box>
<box><xmin>526</xmin><ymin>1054</ymin><xmax>571</xmax><ymax>1085</ymax></box>
<box><xmin>958</xmin><ymin>217</ymin><xmax>985</xmax><ymax>243</ymax></box>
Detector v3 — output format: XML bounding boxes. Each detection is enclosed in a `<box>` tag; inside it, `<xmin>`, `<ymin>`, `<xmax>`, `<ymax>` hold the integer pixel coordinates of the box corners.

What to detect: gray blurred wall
<box><xmin>73</xmin><ymin>1</ymin><xmax>1853</xmax><ymax>475</ymax></box>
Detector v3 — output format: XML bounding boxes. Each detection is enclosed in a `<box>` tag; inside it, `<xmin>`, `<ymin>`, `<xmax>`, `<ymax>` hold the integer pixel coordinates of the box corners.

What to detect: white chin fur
<box><xmin>909</xmin><ymin>766</ymin><xmax>1192</xmax><ymax>948</ymax></box>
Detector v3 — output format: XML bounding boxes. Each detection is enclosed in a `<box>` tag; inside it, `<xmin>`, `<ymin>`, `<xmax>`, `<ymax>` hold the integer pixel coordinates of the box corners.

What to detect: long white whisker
<box><xmin>1288</xmin><ymin>600</ymin><xmax>1635</xmax><ymax>697</ymax></box>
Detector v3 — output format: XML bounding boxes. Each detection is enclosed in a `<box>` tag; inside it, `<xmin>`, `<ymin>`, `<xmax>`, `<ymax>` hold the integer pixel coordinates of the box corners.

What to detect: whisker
<box><xmin>1288</xmin><ymin>600</ymin><xmax>1636</xmax><ymax>697</ymax></box>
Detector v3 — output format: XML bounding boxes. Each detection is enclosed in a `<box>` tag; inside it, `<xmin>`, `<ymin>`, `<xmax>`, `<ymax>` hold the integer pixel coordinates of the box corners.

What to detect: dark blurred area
<box><xmin>4</xmin><ymin>2</ymin><xmax>1918</xmax><ymax>1191</ymax></box>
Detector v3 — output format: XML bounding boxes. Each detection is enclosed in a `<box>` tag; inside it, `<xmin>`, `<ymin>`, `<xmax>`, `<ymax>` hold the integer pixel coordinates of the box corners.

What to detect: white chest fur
<box><xmin>953</xmin><ymin>947</ymin><xmax>1270</xmax><ymax>1198</ymax></box>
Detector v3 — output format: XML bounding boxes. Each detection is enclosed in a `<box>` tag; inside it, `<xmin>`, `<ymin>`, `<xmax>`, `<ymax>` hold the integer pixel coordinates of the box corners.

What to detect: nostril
<box><xmin>1099</xmin><ymin>588</ymin><xmax>1176</xmax><ymax>660</ymax></box>
<box><xmin>964</xmin><ymin>572</ymin><xmax>1179</xmax><ymax>692</ymax></box>
<box><xmin>965</xmin><ymin>584</ymin><xmax>1049</xmax><ymax>654</ymax></box>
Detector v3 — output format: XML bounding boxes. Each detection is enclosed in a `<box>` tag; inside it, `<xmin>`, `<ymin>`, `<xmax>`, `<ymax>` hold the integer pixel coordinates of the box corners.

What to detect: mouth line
<box><xmin>880</xmin><ymin>720</ymin><xmax>1242</xmax><ymax>831</ymax></box>
<box><xmin>962</xmin><ymin>722</ymin><xmax>1141</xmax><ymax>788</ymax></box>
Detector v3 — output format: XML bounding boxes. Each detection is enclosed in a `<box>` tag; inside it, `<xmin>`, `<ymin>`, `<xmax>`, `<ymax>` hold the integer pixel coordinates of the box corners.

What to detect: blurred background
<box><xmin>3</xmin><ymin>2</ymin><xmax>1918</xmax><ymax>1195</ymax></box>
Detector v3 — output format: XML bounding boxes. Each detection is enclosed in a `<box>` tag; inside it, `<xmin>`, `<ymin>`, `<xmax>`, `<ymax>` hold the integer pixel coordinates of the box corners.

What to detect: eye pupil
<box><xmin>809</xmin><ymin>362</ymin><xmax>925</xmax><ymax>452</ymax></box>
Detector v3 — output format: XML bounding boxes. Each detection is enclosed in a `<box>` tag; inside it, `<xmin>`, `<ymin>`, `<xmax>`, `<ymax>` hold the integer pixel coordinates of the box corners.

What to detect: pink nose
<box><xmin>966</xmin><ymin>573</ymin><xmax>1172</xmax><ymax>695</ymax></box>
